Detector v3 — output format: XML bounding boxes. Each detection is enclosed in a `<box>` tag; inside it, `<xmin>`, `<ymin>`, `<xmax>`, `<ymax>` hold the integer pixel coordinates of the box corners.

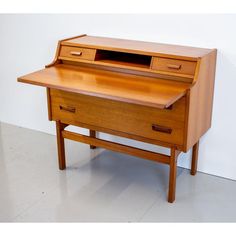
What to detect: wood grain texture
<box><xmin>50</xmin><ymin>89</ymin><xmax>186</xmax><ymax>145</ymax></box>
<box><xmin>62</xmin><ymin>35</ymin><xmax>213</xmax><ymax>60</ymax></box>
<box><xmin>62</xmin><ymin>60</ymin><xmax>194</xmax><ymax>83</ymax></box>
<box><xmin>18</xmin><ymin>64</ymin><xmax>191</xmax><ymax>109</ymax></box>
<box><xmin>17</xmin><ymin>35</ymin><xmax>217</xmax><ymax>203</ymax></box>
<box><xmin>191</xmin><ymin>141</ymin><xmax>199</xmax><ymax>175</ymax></box>
<box><xmin>184</xmin><ymin>49</ymin><xmax>217</xmax><ymax>151</ymax></box>
<box><xmin>59</xmin><ymin>55</ymin><xmax>195</xmax><ymax>80</ymax></box>
<box><xmin>62</xmin><ymin>130</ymin><xmax>170</xmax><ymax>165</ymax></box>
<box><xmin>60</xmin><ymin>46</ymin><xmax>96</xmax><ymax>61</ymax></box>
<box><xmin>52</xmin><ymin>119</ymin><xmax>184</xmax><ymax>150</ymax></box>
<box><xmin>168</xmin><ymin>147</ymin><xmax>180</xmax><ymax>203</ymax></box>
<box><xmin>151</xmin><ymin>57</ymin><xmax>197</xmax><ymax>75</ymax></box>
<box><xmin>46</xmin><ymin>34</ymin><xmax>87</xmax><ymax>68</ymax></box>
<box><xmin>46</xmin><ymin>88</ymin><xmax>52</xmax><ymax>121</ymax></box>
<box><xmin>56</xmin><ymin>121</ymin><xmax>66</xmax><ymax>170</ymax></box>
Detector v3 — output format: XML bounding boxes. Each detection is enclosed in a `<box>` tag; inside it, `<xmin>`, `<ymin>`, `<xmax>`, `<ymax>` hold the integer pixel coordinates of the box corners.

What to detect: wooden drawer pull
<box><xmin>59</xmin><ymin>105</ymin><xmax>76</xmax><ymax>113</ymax></box>
<box><xmin>167</xmin><ymin>64</ymin><xmax>181</xmax><ymax>70</ymax></box>
<box><xmin>152</xmin><ymin>124</ymin><xmax>172</xmax><ymax>134</ymax></box>
<box><xmin>70</xmin><ymin>51</ymin><xmax>82</xmax><ymax>56</ymax></box>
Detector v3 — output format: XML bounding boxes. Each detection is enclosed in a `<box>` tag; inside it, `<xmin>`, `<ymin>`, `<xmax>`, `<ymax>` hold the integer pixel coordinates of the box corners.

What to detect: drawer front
<box><xmin>50</xmin><ymin>89</ymin><xmax>186</xmax><ymax>145</ymax></box>
<box><xmin>151</xmin><ymin>57</ymin><xmax>196</xmax><ymax>75</ymax></box>
<box><xmin>59</xmin><ymin>46</ymin><xmax>96</xmax><ymax>61</ymax></box>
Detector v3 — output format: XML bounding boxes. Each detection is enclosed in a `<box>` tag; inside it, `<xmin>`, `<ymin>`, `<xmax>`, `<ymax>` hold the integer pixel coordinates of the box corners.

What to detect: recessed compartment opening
<box><xmin>95</xmin><ymin>49</ymin><xmax>152</xmax><ymax>69</ymax></box>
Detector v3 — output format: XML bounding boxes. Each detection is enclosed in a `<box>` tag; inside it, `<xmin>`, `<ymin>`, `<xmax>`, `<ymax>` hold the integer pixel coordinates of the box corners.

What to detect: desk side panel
<box><xmin>184</xmin><ymin>50</ymin><xmax>217</xmax><ymax>151</ymax></box>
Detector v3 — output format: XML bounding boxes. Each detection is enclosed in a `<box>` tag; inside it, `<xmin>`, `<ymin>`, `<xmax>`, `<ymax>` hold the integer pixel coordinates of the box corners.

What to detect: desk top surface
<box><xmin>18</xmin><ymin>64</ymin><xmax>191</xmax><ymax>108</ymax></box>
<box><xmin>62</xmin><ymin>35</ymin><xmax>214</xmax><ymax>59</ymax></box>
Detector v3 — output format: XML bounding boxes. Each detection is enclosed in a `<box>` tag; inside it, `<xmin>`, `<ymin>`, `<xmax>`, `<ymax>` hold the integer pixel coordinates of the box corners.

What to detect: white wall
<box><xmin>0</xmin><ymin>14</ymin><xmax>236</xmax><ymax>180</ymax></box>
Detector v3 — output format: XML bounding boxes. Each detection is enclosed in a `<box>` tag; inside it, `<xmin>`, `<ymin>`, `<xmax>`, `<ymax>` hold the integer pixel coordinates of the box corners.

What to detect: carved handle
<box><xmin>152</xmin><ymin>124</ymin><xmax>172</xmax><ymax>134</ymax></box>
<box><xmin>70</xmin><ymin>51</ymin><xmax>82</xmax><ymax>56</ymax></box>
<box><xmin>59</xmin><ymin>105</ymin><xmax>76</xmax><ymax>113</ymax></box>
<box><xmin>167</xmin><ymin>64</ymin><xmax>181</xmax><ymax>70</ymax></box>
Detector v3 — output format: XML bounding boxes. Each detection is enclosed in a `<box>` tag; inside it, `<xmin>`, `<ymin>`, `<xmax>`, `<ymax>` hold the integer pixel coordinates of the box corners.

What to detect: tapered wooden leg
<box><xmin>89</xmin><ymin>130</ymin><xmax>96</xmax><ymax>149</ymax></box>
<box><xmin>56</xmin><ymin>121</ymin><xmax>66</xmax><ymax>170</ymax></box>
<box><xmin>191</xmin><ymin>141</ymin><xmax>199</xmax><ymax>175</ymax></box>
<box><xmin>168</xmin><ymin>147</ymin><xmax>179</xmax><ymax>203</ymax></box>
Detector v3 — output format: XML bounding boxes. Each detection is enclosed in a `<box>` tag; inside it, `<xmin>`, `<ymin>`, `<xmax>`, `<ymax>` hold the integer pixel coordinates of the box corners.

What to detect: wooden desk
<box><xmin>18</xmin><ymin>35</ymin><xmax>217</xmax><ymax>203</ymax></box>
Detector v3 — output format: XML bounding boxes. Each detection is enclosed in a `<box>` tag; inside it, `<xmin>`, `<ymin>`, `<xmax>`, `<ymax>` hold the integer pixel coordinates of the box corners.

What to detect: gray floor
<box><xmin>0</xmin><ymin>122</ymin><xmax>236</xmax><ymax>222</ymax></box>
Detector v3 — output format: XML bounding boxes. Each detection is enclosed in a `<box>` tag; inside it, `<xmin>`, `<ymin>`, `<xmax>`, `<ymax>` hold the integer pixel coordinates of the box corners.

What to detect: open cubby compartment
<box><xmin>95</xmin><ymin>49</ymin><xmax>152</xmax><ymax>69</ymax></box>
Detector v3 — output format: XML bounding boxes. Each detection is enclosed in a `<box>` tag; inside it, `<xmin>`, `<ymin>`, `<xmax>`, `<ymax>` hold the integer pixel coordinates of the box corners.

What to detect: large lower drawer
<box><xmin>50</xmin><ymin>89</ymin><xmax>186</xmax><ymax>145</ymax></box>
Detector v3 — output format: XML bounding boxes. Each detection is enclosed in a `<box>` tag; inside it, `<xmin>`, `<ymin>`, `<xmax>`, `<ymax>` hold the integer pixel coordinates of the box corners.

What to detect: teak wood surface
<box><xmin>17</xmin><ymin>35</ymin><xmax>217</xmax><ymax>203</ymax></box>
<box><xmin>63</xmin><ymin>35</ymin><xmax>213</xmax><ymax>59</ymax></box>
<box><xmin>50</xmin><ymin>89</ymin><xmax>186</xmax><ymax>146</ymax></box>
<box><xmin>18</xmin><ymin>64</ymin><xmax>191</xmax><ymax>109</ymax></box>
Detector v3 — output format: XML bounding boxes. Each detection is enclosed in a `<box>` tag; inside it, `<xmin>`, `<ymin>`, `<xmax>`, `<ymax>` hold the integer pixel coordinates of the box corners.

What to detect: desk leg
<box><xmin>89</xmin><ymin>130</ymin><xmax>96</xmax><ymax>149</ymax></box>
<box><xmin>191</xmin><ymin>141</ymin><xmax>199</xmax><ymax>175</ymax></box>
<box><xmin>168</xmin><ymin>147</ymin><xmax>178</xmax><ymax>203</ymax></box>
<box><xmin>56</xmin><ymin>121</ymin><xmax>66</xmax><ymax>170</ymax></box>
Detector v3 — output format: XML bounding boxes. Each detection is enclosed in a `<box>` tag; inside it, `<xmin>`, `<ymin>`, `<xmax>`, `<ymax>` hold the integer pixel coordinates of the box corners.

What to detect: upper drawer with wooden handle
<box><xmin>59</xmin><ymin>46</ymin><xmax>96</xmax><ymax>61</ymax></box>
<box><xmin>151</xmin><ymin>57</ymin><xmax>197</xmax><ymax>76</ymax></box>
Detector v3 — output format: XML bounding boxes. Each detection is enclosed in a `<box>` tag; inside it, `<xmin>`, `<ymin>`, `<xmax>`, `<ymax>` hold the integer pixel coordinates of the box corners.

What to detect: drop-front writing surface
<box><xmin>18</xmin><ymin>64</ymin><xmax>191</xmax><ymax>109</ymax></box>
<box><xmin>17</xmin><ymin>34</ymin><xmax>217</xmax><ymax>203</ymax></box>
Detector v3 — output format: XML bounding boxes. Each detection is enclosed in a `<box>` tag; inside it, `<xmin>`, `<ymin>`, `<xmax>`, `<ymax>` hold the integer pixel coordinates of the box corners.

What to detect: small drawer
<box><xmin>59</xmin><ymin>46</ymin><xmax>96</xmax><ymax>61</ymax></box>
<box><xmin>50</xmin><ymin>89</ymin><xmax>186</xmax><ymax>146</ymax></box>
<box><xmin>151</xmin><ymin>57</ymin><xmax>196</xmax><ymax>75</ymax></box>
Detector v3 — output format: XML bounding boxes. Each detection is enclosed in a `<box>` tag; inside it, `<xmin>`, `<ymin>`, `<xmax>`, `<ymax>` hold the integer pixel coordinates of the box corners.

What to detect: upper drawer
<box><xmin>151</xmin><ymin>57</ymin><xmax>197</xmax><ymax>76</ymax></box>
<box><xmin>59</xmin><ymin>46</ymin><xmax>96</xmax><ymax>61</ymax></box>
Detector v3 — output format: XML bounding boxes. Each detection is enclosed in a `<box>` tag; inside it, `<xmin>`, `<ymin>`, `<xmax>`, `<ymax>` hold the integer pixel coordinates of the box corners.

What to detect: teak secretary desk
<box><xmin>18</xmin><ymin>35</ymin><xmax>217</xmax><ymax>203</ymax></box>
